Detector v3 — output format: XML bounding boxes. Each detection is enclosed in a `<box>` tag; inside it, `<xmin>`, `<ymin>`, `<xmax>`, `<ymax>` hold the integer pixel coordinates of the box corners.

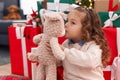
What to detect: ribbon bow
<box><xmin>108</xmin><ymin>0</ymin><xmax>118</xmax><ymax>11</ymax></box>
<box><xmin>104</xmin><ymin>12</ymin><xmax>120</xmax><ymax>27</ymax></box>
<box><xmin>54</xmin><ymin>0</ymin><xmax>60</xmax><ymax>12</ymax></box>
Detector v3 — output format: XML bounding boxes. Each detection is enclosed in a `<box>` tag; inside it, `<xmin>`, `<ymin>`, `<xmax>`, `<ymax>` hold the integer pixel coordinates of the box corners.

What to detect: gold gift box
<box><xmin>94</xmin><ymin>0</ymin><xmax>119</xmax><ymax>12</ymax></box>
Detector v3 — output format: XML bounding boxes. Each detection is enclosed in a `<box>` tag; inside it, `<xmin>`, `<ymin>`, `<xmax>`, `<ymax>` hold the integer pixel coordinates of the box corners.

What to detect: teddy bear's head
<box><xmin>7</xmin><ymin>5</ymin><xmax>19</xmax><ymax>13</ymax></box>
<box><xmin>42</xmin><ymin>12</ymin><xmax>66</xmax><ymax>37</ymax></box>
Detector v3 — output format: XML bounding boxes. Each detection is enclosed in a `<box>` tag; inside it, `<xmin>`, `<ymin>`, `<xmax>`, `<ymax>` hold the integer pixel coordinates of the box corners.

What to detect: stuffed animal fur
<box><xmin>28</xmin><ymin>12</ymin><xmax>66</xmax><ymax>80</ymax></box>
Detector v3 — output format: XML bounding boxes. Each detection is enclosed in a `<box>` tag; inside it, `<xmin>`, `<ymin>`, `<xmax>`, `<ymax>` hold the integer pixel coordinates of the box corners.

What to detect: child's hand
<box><xmin>59</xmin><ymin>44</ymin><xmax>65</xmax><ymax>51</ymax></box>
<box><xmin>46</xmin><ymin>41</ymin><xmax>53</xmax><ymax>55</ymax></box>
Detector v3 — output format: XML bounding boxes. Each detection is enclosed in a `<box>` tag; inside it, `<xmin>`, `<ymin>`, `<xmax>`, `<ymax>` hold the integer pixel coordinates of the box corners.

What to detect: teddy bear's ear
<box><xmin>40</xmin><ymin>9</ymin><xmax>54</xmax><ymax>25</ymax></box>
<box><xmin>59</xmin><ymin>12</ymin><xmax>67</xmax><ymax>20</ymax></box>
<box><xmin>43</xmin><ymin>14</ymin><xmax>48</xmax><ymax>20</ymax></box>
<box><xmin>40</xmin><ymin>9</ymin><xmax>46</xmax><ymax>25</ymax></box>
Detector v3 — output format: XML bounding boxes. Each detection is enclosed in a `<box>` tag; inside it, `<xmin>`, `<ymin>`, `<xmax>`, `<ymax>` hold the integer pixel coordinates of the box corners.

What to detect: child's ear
<box><xmin>59</xmin><ymin>12</ymin><xmax>67</xmax><ymax>20</ymax></box>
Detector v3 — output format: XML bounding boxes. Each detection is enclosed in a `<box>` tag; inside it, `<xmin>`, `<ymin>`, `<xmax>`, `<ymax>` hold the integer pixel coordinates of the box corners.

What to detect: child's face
<box><xmin>65</xmin><ymin>10</ymin><xmax>86</xmax><ymax>42</ymax></box>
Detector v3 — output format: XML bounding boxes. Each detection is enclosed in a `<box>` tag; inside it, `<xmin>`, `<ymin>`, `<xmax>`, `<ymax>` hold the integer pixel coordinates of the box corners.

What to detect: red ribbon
<box><xmin>108</xmin><ymin>0</ymin><xmax>118</xmax><ymax>11</ymax></box>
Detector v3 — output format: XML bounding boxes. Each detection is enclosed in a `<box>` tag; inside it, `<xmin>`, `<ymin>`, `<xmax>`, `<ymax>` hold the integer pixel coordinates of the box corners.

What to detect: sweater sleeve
<box><xmin>64</xmin><ymin>43</ymin><xmax>102</xmax><ymax>69</ymax></box>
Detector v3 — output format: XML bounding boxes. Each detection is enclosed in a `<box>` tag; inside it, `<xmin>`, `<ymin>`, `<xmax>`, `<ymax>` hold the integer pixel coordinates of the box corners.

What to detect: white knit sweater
<box><xmin>61</xmin><ymin>39</ymin><xmax>104</xmax><ymax>80</ymax></box>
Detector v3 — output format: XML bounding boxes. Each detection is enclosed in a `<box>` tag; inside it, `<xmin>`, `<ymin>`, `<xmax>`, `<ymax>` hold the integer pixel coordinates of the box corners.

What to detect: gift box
<box><xmin>118</xmin><ymin>2</ymin><xmax>120</xmax><ymax>11</ymax></box>
<box><xmin>94</xmin><ymin>0</ymin><xmax>119</xmax><ymax>12</ymax></box>
<box><xmin>8</xmin><ymin>26</ymin><xmax>41</xmax><ymax>78</ymax></box>
<box><xmin>37</xmin><ymin>0</ymin><xmax>75</xmax><ymax>14</ymax></box>
<box><xmin>98</xmin><ymin>12</ymin><xmax>120</xmax><ymax>27</ymax></box>
<box><xmin>102</xmin><ymin>27</ymin><xmax>120</xmax><ymax>80</ymax></box>
<box><xmin>47</xmin><ymin>0</ymin><xmax>75</xmax><ymax>12</ymax></box>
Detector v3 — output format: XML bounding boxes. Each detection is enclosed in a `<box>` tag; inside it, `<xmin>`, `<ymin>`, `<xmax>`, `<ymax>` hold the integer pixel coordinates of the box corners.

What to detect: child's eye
<box><xmin>71</xmin><ymin>21</ymin><xmax>75</xmax><ymax>24</ymax></box>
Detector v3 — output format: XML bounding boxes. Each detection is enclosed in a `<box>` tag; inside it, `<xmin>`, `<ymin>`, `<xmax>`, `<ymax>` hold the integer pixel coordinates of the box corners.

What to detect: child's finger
<box><xmin>46</xmin><ymin>45</ymin><xmax>51</xmax><ymax>51</ymax></box>
<box><xmin>46</xmin><ymin>41</ymin><xmax>52</xmax><ymax>52</ymax></box>
<box><xmin>46</xmin><ymin>47</ymin><xmax>52</xmax><ymax>53</ymax></box>
<box><xmin>46</xmin><ymin>44</ymin><xmax>53</xmax><ymax>56</ymax></box>
<box><xmin>46</xmin><ymin>41</ymin><xmax>51</xmax><ymax>48</ymax></box>
<box><xmin>46</xmin><ymin>42</ymin><xmax>54</xmax><ymax>56</ymax></box>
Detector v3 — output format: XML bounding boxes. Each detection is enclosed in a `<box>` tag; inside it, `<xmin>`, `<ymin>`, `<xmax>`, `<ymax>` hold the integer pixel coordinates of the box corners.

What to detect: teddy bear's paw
<box><xmin>33</xmin><ymin>36</ymin><xmax>40</xmax><ymax>44</ymax></box>
<box><xmin>33</xmin><ymin>34</ymin><xmax>43</xmax><ymax>44</ymax></box>
<box><xmin>27</xmin><ymin>52</ymin><xmax>38</xmax><ymax>61</ymax></box>
<box><xmin>33</xmin><ymin>38</ymin><xmax>40</xmax><ymax>44</ymax></box>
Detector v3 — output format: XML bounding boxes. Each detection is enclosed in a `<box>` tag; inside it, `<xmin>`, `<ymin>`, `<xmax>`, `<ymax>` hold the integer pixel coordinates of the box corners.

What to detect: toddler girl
<box><xmin>48</xmin><ymin>6</ymin><xmax>110</xmax><ymax>80</ymax></box>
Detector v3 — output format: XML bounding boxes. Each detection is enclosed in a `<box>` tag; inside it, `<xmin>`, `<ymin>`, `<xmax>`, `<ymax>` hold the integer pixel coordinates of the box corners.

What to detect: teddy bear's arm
<box><xmin>28</xmin><ymin>47</ymin><xmax>39</xmax><ymax>61</ymax></box>
<box><xmin>33</xmin><ymin>33</ymin><xmax>43</xmax><ymax>44</ymax></box>
<box><xmin>50</xmin><ymin>37</ymin><xmax>65</xmax><ymax>60</ymax></box>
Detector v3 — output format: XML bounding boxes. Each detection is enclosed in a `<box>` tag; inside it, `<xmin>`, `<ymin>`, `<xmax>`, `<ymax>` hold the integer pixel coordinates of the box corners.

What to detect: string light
<box><xmin>89</xmin><ymin>0</ymin><xmax>92</xmax><ymax>9</ymax></box>
<box><xmin>75</xmin><ymin>0</ymin><xmax>94</xmax><ymax>9</ymax></box>
<box><xmin>75</xmin><ymin>0</ymin><xmax>81</xmax><ymax>5</ymax></box>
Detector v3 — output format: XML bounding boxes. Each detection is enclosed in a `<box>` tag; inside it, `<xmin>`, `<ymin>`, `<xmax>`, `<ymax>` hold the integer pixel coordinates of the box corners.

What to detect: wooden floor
<box><xmin>0</xmin><ymin>64</ymin><xmax>11</xmax><ymax>75</ymax></box>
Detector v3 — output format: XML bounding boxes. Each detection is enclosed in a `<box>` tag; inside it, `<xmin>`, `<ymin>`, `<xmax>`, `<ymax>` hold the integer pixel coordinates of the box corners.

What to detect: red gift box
<box><xmin>8</xmin><ymin>26</ymin><xmax>41</xmax><ymax>78</ymax></box>
<box><xmin>102</xmin><ymin>27</ymin><xmax>120</xmax><ymax>80</ymax></box>
<box><xmin>94</xmin><ymin>0</ymin><xmax>119</xmax><ymax>12</ymax></box>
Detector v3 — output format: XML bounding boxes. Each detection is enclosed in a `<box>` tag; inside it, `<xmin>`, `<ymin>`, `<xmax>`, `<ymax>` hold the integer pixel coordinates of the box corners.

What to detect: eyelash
<box><xmin>71</xmin><ymin>21</ymin><xmax>75</xmax><ymax>24</ymax></box>
<box><xmin>66</xmin><ymin>19</ymin><xmax>76</xmax><ymax>25</ymax></box>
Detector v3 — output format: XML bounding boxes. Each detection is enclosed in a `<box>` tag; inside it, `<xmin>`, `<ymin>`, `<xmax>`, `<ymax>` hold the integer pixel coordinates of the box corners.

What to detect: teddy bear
<box><xmin>27</xmin><ymin>11</ymin><xmax>66</xmax><ymax>80</ymax></box>
<box><xmin>2</xmin><ymin>5</ymin><xmax>21</xmax><ymax>20</ymax></box>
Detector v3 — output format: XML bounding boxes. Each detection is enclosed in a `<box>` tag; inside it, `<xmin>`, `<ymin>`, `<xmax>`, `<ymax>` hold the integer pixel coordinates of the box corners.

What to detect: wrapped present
<box><xmin>102</xmin><ymin>27</ymin><xmax>120</xmax><ymax>80</ymax></box>
<box><xmin>47</xmin><ymin>0</ymin><xmax>75</xmax><ymax>11</ymax></box>
<box><xmin>8</xmin><ymin>26</ymin><xmax>41</xmax><ymax>78</ymax></box>
<box><xmin>118</xmin><ymin>2</ymin><xmax>120</xmax><ymax>11</ymax></box>
<box><xmin>98</xmin><ymin>12</ymin><xmax>120</xmax><ymax>27</ymax></box>
<box><xmin>94</xmin><ymin>0</ymin><xmax>119</xmax><ymax>12</ymax></box>
<box><xmin>37</xmin><ymin>0</ymin><xmax>75</xmax><ymax>13</ymax></box>
<box><xmin>58</xmin><ymin>36</ymin><xmax>66</xmax><ymax>44</ymax></box>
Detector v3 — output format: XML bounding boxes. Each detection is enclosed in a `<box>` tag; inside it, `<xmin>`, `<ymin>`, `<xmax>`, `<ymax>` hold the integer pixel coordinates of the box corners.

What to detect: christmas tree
<box><xmin>75</xmin><ymin>0</ymin><xmax>94</xmax><ymax>9</ymax></box>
